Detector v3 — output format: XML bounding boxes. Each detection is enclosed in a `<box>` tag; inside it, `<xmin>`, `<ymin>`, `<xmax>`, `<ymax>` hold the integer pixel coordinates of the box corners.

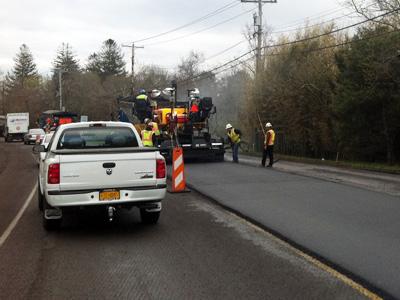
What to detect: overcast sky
<box><xmin>0</xmin><ymin>0</ymin><xmax>350</xmax><ymax>76</ymax></box>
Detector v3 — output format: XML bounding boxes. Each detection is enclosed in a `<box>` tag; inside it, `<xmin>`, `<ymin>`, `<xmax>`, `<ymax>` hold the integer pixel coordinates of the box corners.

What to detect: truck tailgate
<box><xmin>59</xmin><ymin>152</ymin><xmax>157</xmax><ymax>191</ymax></box>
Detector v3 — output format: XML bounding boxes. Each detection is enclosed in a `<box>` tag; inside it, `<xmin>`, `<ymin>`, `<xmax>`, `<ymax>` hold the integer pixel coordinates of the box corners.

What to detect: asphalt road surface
<box><xmin>0</xmin><ymin>140</ymin><xmax>369</xmax><ymax>299</ymax></box>
<box><xmin>183</xmin><ymin>161</ymin><xmax>400</xmax><ymax>299</ymax></box>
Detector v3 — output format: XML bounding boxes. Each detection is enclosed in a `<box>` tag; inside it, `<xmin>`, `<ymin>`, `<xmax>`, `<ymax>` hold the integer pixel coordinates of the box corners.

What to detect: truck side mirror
<box><xmin>32</xmin><ymin>144</ymin><xmax>46</xmax><ymax>154</ymax></box>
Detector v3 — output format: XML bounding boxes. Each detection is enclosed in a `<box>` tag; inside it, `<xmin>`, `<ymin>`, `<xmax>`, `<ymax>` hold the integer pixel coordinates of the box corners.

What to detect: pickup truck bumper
<box><xmin>46</xmin><ymin>185</ymin><xmax>166</xmax><ymax>208</ymax></box>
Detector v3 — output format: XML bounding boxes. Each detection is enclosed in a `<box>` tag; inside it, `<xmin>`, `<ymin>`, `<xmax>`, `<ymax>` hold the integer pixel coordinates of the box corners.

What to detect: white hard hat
<box><xmin>190</xmin><ymin>88</ymin><xmax>200</xmax><ymax>97</ymax></box>
<box><xmin>266</xmin><ymin>122</ymin><xmax>272</xmax><ymax>128</ymax></box>
<box><xmin>151</xmin><ymin>89</ymin><xmax>161</xmax><ymax>98</ymax></box>
<box><xmin>226</xmin><ymin>123</ymin><xmax>233</xmax><ymax>129</ymax></box>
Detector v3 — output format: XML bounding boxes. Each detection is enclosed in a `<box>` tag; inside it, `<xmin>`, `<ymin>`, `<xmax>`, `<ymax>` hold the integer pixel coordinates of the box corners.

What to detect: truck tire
<box><xmin>140</xmin><ymin>209</ymin><xmax>160</xmax><ymax>224</ymax></box>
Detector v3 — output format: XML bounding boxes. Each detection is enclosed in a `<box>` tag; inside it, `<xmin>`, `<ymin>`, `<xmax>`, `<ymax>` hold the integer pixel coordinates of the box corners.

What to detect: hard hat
<box><xmin>266</xmin><ymin>122</ymin><xmax>272</xmax><ymax>128</ymax></box>
<box><xmin>138</xmin><ymin>88</ymin><xmax>146</xmax><ymax>95</ymax></box>
<box><xmin>151</xmin><ymin>89</ymin><xmax>161</xmax><ymax>98</ymax></box>
<box><xmin>226</xmin><ymin>123</ymin><xmax>233</xmax><ymax>129</ymax></box>
<box><xmin>144</xmin><ymin>118</ymin><xmax>150</xmax><ymax>124</ymax></box>
<box><xmin>190</xmin><ymin>88</ymin><xmax>200</xmax><ymax>98</ymax></box>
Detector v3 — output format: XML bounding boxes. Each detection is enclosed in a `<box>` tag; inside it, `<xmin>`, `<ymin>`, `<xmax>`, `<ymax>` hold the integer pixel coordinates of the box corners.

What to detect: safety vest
<box><xmin>191</xmin><ymin>103</ymin><xmax>199</xmax><ymax>113</ymax></box>
<box><xmin>265</xmin><ymin>129</ymin><xmax>275</xmax><ymax>146</ymax></box>
<box><xmin>151</xmin><ymin>122</ymin><xmax>160</xmax><ymax>136</ymax></box>
<box><xmin>136</xmin><ymin>94</ymin><xmax>148</xmax><ymax>101</ymax></box>
<box><xmin>141</xmin><ymin>130</ymin><xmax>153</xmax><ymax>147</ymax></box>
<box><xmin>227</xmin><ymin>128</ymin><xmax>240</xmax><ymax>144</ymax></box>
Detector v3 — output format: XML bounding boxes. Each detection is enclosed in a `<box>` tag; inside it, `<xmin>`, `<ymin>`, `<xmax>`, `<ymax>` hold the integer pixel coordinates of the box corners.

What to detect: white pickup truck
<box><xmin>35</xmin><ymin>121</ymin><xmax>166</xmax><ymax>230</ymax></box>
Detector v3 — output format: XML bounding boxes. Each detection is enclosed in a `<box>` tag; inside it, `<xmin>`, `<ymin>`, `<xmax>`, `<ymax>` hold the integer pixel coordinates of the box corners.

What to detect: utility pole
<box><xmin>122</xmin><ymin>43</ymin><xmax>144</xmax><ymax>94</ymax></box>
<box><xmin>242</xmin><ymin>0</ymin><xmax>277</xmax><ymax>151</ymax></box>
<box><xmin>241</xmin><ymin>0</ymin><xmax>277</xmax><ymax>76</ymax></box>
<box><xmin>55</xmin><ymin>69</ymin><xmax>66</xmax><ymax>111</ymax></box>
<box><xmin>58</xmin><ymin>70</ymin><xmax>63</xmax><ymax>111</ymax></box>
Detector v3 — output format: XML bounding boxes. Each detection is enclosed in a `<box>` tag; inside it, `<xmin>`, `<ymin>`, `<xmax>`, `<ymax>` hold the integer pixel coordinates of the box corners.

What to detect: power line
<box><xmin>273</xmin><ymin>6</ymin><xmax>347</xmax><ymax>29</ymax></box>
<box><xmin>270</xmin><ymin>11</ymin><xmax>358</xmax><ymax>35</ymax></box>
<box><xmin>262</xmin><ymin>7</ymin><xmax>400</xmax><ymax>50</ymax></box>
<box><xmin>193</xmin><ymin>27</ymin><xmax>400</xmax><ymax>82</ymax></box>
<box><xmin>203</xmin><ymin>40</ymin><xmax>248</xmax><ymax>61</ymax></box>
<box><xmin>133</xmin><ymin>1</ymin><xmax>240</xmax><ymax>43</ymax></box>
<box><xmin>200</xmin><ymin>6</ymin><xmax>360</xmax><ymax>65</ymax></box>
<box><xmin>181</xmin><ymin>7</ymin><xmax>400</xmax><ymax>82</ymax></box>
<box><xmin>143</xmin><ymin>7</ymin><xmax>257</xmax><ymax>47</ymax></box>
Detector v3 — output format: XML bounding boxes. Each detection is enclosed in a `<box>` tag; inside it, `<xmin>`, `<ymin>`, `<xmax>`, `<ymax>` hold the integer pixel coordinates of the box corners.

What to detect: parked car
<box><xmin>34</xmin><ymin>122</ymin><xmax>166</xmax><ymax>230</ymax></box>
<box><xmin>24</xmin><ymin>128</ymin><xmax>45</xmax><ymax>144</ymax></box>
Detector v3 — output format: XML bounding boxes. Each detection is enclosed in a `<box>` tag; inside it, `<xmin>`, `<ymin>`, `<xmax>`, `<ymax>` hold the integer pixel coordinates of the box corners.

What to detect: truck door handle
<box><xmin>103</xmin><ymin>162</ymin><xmax>116</xmax><ymax>168</ymax></box>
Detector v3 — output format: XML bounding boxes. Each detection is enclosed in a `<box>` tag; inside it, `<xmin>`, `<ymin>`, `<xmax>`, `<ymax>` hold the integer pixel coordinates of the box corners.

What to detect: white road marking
<box><xmin>0</xmin><ymin>183</ymin><xmax>37</xmax><ymax>248</ymax></box>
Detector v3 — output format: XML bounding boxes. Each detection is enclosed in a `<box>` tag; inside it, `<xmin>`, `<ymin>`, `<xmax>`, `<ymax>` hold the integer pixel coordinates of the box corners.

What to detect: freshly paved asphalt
<box><xmin>0</xmin><ymin>140</ymin><xmax>366</xmax><ymax>299</ymax></box>
<box><xmin>184</xmin><ymin>161</ymin><xmax>400</xmax><ymax>299</ymax></box>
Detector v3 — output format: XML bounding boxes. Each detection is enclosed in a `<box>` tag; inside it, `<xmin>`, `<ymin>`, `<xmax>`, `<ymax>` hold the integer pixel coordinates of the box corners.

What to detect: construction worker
<box><xmin>262</xmin><ymin>122</ymin><xmax>275</xmax><ymax>167</ymax></box>
<box><xmin>190</xmin><ymin>99</ymin><xmax>200</xmax><ymax>122</ymax></box>
<box><xmin>145</xmin><ymin>117</ymin><xmax>160</xmax><ymax>141</ymax></box>
<box><xmin>135</xmin><ymin>89</ymin><xmax>151</xmax><ymax>122</ymax></box>
<box><xmin>226</xmin><ymin>123</ymin><xmax>241</xmax><ymax>163</ymax></box>
<box><xmin>141</xmin><ymin>122</ymin><xmax>154</xmax><ymax>147</ymax></box>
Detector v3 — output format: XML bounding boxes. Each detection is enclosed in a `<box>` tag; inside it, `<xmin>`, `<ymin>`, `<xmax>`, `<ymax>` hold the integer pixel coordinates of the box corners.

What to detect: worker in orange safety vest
<box><xmin>262</xmin><ymin>122</ymin><xmax>275</xmax><ymax>167</ymax></box>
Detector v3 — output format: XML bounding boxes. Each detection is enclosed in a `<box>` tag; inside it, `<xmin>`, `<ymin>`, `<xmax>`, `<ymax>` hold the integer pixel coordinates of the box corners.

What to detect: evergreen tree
<box><xmin>86</xmin><ymin>39</ymin><xmax>126</xmax><ymax>78</ymax></box>
<box><xmin>6</xmin><ymin>44</ymin><xmax>38</xmax><ymax>90</ymax></box>
<box><xmin>51</xmin><ymin>43</ymin><xmax>81</xmax><ymax>111</ymax></box>
<box><xmin>86</xmin><ymin>53</ymin><xmax>101</xmax><ymax>74</ymax></box>
<box><xmin>53</xmin><ymin>43</ymin><xmax>80</xmax><ymax>73</ymax></box>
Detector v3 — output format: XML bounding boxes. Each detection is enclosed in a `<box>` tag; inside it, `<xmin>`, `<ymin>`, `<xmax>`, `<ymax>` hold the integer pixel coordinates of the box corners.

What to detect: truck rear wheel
<box><xmin>140</xmin><ymin>209</ymin><xmax>160</xmax><ymax>224</ymax></box>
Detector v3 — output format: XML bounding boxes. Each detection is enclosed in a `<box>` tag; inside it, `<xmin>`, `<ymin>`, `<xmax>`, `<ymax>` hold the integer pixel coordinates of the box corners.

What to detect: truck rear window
<box><xmin>57</xmin><ymin>127</ymin><xmax>139</xmax><ymax>149</ymax></box>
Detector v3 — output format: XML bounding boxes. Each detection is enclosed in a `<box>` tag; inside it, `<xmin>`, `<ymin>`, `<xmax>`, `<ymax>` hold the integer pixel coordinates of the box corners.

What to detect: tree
<box><xmin>86</xmin><ymin>39</ymin><xmax>126</xmax><ymax>78</ymax></box>
<box><xmin>53</xmin><ymin>43</ymin><xmax>80</xmax><ymax>73</ymax></box>
<box><xmin>51</xmin><ymin>43</ymin><xmax>81</xmax><ymax>111</ymax></box>
<box><xmin>335</xmin><ymin>25</ymin><xmax>400</xmax><ymax>163</ymax></box>
<box><xmin>175</xmin><ymin>51</ymin><xmax>204</xmax><ymax>98</ymax></box>
<box><xmin>242</xmin><ymin>24</ymin><xmax>340</xmax><ymax>157</ymax></box>
<box><xmin>5</xmin><ymin>44</ymin><xmax>38</xmax><ymax>90</ymax></box>
<box><xmin>135</xmin><ymin>65</ymin><xmax>171</xmax><ymax>90</ymax></box>
<box><xmin>348</xmin><ymin>0</ymin><xmax>400</xmax><ymax>28</ymax></box>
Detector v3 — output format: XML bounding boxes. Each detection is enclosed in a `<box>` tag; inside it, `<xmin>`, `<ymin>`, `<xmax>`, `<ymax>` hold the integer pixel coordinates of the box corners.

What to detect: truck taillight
<box><xmin>156</xmin><ymin>159</ymin><xmax>166</xmax><ymax>179</ymax></box>
<box><xmin>48</xmin><ymin>163</ymin><xmax>60</xmax><ymax>184</ymax></box>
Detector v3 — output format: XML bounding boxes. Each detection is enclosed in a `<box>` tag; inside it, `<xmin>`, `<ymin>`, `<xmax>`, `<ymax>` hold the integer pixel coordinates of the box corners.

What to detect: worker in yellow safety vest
<box><xmin>262</xmin><ymin>122</ymin><xmax>275</xmax><ymax>167</ymax></box>
<box><xmin>226</xmin><ymin>123</ymin><xmax>241</xmax><ymax>163</ymax></box>
<box><xmin>141</xmin><ymin>123</ymin><xmax>154</xmax><ymax>147</ymax></box>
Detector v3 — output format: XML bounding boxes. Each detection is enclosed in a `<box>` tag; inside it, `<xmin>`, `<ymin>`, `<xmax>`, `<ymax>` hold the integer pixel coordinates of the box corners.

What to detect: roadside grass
<box><xmin>241</xmin><ymin>151</ymin><xmax>400</xmax><ymax>174</ymax></box>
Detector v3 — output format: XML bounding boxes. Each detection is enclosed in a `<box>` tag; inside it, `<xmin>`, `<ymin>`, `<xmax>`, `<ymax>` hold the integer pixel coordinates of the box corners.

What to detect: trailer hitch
<box><xmin>107</xmin><ymin>206</ymin><xmax>116</xmax><ymax>222</ymax></box>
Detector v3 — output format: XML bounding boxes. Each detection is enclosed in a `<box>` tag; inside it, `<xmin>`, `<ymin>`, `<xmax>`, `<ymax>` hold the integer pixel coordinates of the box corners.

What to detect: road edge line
<box><xmin>0</xmin><ymin>183</ymin><xmax>37</xmax><ymax>248</ymax></box>
<box><xmin>186</xmin><ymin>182</ymin><xmax>384</xmax><ymax>300</ymax></box>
